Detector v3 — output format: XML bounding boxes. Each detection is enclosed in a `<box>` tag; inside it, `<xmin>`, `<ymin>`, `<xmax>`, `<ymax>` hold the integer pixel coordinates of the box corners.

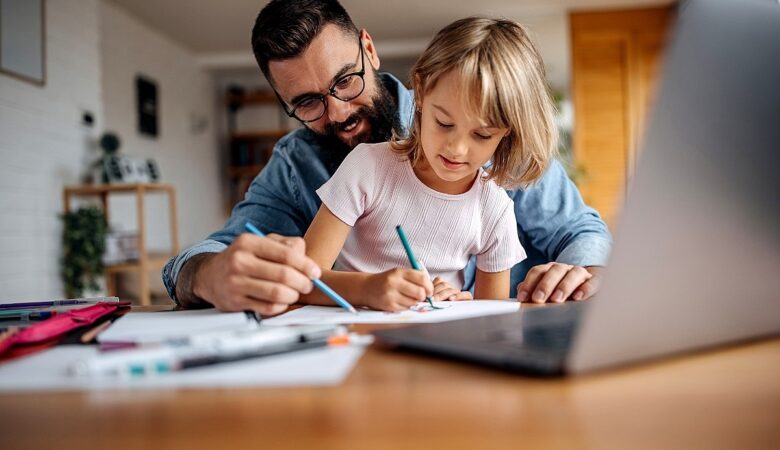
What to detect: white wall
<box><xmin>524</xmin><ymin>13</ymin><xmax>571</xmax><ymax>94</ymax></box>
<box><xmin>0</xmin><ymin>0</ymin><xmax>103</xmax><ymax>302</ymax></box>
<box><xmin>99</xmin><ymin>2</ymin><xmax>225</xmax><ymax>295</ymax></box>
<box><xmin>0</xmin><ymin>0</ymin><xmax>225</xmax><ymax>302</ymax></box>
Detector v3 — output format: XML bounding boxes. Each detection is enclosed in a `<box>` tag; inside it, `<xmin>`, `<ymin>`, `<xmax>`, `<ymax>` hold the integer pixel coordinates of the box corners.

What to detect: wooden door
<box><xmin>571</xmin><ymin>7</ymin><xmax>674</xmax><ymax>227</ymax></box>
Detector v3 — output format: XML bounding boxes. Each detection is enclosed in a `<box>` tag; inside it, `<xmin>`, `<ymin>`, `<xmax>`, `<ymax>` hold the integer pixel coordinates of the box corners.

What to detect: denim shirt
<box><xmin>163</xmin><ymin>73</ymin><xmax>612</xmax><ymax>302</ymax></box>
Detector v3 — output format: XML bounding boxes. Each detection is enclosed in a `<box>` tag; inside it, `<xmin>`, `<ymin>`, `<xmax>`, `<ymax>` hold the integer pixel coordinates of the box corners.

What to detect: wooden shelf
<box><xmin>64</xmin><ymin>183</ymin><xmax>175</xmax><ymax>195</ymax></box>
<box><xmin>226</xmin><ymin>90</ymin><xmax>277</xmax><ymax>106</ymax></box>
<box><xmin>63</xmin><ymin>184</ymin><xmax>179</xmax><ymax>306</ymax></box>
<box><xmin>225</xmin><ymin>88</ymin><xmax>291</xmax><ymax>211</ymax></box>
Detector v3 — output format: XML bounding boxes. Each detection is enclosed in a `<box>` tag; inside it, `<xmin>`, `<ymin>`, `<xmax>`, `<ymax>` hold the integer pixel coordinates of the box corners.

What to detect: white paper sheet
<box><xmin>0</xmin><ymin>344</ymin><xmax>365</xmax><ymax>391</ymax></box>
<box><xmin>98</xmin><ymin>309</ymin><xmax>258</xmax><ymax>344</ymax></box>
<box><xmin>262</xmin><ymin>300</ymin><xmax>520</xmax><ymax>325</ymax></box>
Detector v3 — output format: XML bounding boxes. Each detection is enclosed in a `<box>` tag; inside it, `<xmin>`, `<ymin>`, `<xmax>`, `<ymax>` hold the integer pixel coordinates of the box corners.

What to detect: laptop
<box><xmin>373</xmin><ymin>0</ymin><xmax>780</xmax><ymax>375</ymax></box>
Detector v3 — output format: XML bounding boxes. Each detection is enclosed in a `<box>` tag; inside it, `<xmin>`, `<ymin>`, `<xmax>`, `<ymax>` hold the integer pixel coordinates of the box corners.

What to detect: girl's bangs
<box><xmin>457</xmin><ymin>57</ymin><xmax>509</xmax><ymax>130</ymax></box>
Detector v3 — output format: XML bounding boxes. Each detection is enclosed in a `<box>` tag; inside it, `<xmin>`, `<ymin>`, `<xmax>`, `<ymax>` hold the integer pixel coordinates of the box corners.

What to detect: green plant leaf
<box><xmin>60</xmin><ymin>206</ymin><xmax>107</xmax><ymax>298</ymax></box>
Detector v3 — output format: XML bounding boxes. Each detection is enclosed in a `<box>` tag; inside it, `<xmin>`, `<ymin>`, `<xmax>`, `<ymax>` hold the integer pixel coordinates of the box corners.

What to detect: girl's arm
<box><xmin>474</xmin><ymin>269</ymin><xmax>511</xmax><ymax>299</ymax></box>
<box><xmin>303</xmin><ymin>205</ymin><xmax>351</xmax><ymax>270</ymax></box>
<box><xmin>301</xmin><ymin>205</ymin><xmax>366</xmax><ymax>306</ymax></box>
<box><xmin>302</xmin><ymin>205</ymin><xmax>432</xmax><ymax>310</ymax></box>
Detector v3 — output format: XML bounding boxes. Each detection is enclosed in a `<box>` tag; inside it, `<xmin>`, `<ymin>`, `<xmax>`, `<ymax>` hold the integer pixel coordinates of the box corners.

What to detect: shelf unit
<box><xmin>63</xmin><ymin>183</ymin><xmax>179</xmax><ymax>306</ymax></box>
<box><xmin>225</xmin><ymin>88</ymin><xmax>292</xmax><ymax>210</ymax></box>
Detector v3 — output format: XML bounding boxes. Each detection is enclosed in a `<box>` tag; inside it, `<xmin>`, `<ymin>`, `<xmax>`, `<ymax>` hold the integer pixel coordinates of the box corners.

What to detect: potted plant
<box><xmin>85</xmin><ymin>131</ymin><xmax>121</xmax><ymax>184</ymax></box>
<box><xmin>60</xmin><ymin>206</ymin><xmax>107</xmax><ymax>298</ymax></box>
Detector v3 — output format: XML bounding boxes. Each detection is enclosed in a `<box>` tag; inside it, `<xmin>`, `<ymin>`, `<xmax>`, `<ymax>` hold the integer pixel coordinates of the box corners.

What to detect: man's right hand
<box><xmin>184</xmin><ymin>233</ymin><xmax>322</xmax><ymax>315</ymax></box>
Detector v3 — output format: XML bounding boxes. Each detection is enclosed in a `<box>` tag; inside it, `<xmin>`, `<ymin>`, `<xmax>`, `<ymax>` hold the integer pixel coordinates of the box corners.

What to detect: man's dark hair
<box><xmin>251</xmin><ymin>0</ymin><xmax>359</xmax><ymax>84</ymax></box>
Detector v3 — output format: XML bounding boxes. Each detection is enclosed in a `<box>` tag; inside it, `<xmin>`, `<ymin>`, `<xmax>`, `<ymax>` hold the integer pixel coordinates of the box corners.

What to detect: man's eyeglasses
<box><xmin>274</xmin><ymin>37</ymin><xmax>366</xmax><ymax>123</ymax></box>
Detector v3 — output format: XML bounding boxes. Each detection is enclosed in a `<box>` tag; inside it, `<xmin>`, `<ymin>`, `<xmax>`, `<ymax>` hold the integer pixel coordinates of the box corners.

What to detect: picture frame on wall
<box><xmin>136</xmin><ymin>75</ymin><xmax>159</xmax><ymax>137</ymax></box>
<box><xmin>0</xmin><ymin>0</ymin><xmax>46</xmax><ymax>86</ymax></box>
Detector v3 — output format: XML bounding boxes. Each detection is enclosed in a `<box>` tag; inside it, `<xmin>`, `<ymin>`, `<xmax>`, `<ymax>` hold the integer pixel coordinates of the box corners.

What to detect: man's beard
<box><xmin>312</xmin><ymin>76</ymin><xmax>400</xmax><ymax>170</ymax></box>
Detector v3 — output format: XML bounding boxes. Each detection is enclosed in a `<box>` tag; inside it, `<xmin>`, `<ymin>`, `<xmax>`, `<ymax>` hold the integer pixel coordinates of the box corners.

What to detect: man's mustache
<box><xmin>324</xmin><ymin>109</ymin><xmax>368</xmax><ymax>135</ymax></box>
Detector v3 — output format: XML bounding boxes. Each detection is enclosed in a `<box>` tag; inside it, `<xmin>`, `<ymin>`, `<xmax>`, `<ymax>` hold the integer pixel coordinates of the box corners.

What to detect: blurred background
<box><xmin>0</xmin><ymin>0</ymin><xmax>674</xmax><ymax>303</ymax></box>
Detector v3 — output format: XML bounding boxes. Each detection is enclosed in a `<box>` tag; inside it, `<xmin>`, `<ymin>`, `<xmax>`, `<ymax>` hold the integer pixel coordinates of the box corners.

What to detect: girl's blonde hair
<box><xmin>392</xmin><ymin>17</ymin><xmax>558</xmax><ymax>188</ymax></box>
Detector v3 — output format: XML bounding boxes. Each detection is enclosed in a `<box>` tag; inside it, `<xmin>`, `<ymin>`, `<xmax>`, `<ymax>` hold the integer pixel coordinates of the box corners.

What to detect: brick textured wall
<box><xmin>0</xmin><ymin>0</ymin><xmax>102</xmax><ymax>301</ymax></box>
<box><xmin>100</xmin><ymin>2</ymin><xmax>224</xmax><ymax>262</ymax></box>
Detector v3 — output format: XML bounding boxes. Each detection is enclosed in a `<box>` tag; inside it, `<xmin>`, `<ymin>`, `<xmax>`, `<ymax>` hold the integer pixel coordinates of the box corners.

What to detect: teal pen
<box><xmin>244</xmin><ymin>222</ymin><xmax>358</xmax><ymax>314</ymax></box>
<box><xmin>395</xmin><ymin>225</ymin><xmax>437</xmax><ymax>308</ymax></box>
<box><xmin>0</xmin><ymin>309</ymin><xmax>56</xmax><ymax>321</ymax></box>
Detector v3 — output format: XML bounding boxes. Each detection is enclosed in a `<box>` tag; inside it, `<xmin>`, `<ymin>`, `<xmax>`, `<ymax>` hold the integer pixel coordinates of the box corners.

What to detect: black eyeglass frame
<box><xmin>273</xmin><ymin>37</ymin><xmax>366</xmax><ymax>123</ymax></box>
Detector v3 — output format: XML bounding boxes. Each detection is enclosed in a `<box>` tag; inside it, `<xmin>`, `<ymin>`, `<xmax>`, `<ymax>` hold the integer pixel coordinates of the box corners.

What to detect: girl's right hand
<box><xmin>364</xmin><ymin>268</ymin><xmax>434</xmax><ymax>311</ymax></box>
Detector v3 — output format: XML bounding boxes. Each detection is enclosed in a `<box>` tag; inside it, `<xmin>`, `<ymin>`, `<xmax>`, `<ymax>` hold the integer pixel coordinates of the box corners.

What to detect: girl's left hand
<box><xmin>432</xmin><ymin>277</ymin><xmax>473</xmax><ymax>301</ymax></box>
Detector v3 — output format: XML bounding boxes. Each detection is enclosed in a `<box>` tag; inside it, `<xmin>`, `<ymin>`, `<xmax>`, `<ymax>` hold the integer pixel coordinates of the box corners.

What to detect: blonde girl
<box><xmin>302</xmin><ymin>17</ymin><xmax>558</xmax><ymax>311</ymax></box>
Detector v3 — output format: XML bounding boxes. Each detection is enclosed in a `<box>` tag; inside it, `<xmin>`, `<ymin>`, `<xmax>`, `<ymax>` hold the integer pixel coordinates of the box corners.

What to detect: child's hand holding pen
<box><xmin>418</xmin><ymin>263</ymin><xmax>472</xmax><ymax>301</ymax></box>
<box><xmin>363</xmin><ymin>268</ymin><xmax>434</xmax><ymax>312</ymax></box>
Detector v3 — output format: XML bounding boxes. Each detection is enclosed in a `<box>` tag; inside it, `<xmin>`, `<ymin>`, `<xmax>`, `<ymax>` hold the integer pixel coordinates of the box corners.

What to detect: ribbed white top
<box><xmin>317</xmin><ymin>142</ymin><xmax>526</xmax><ymax>290</ymax></box>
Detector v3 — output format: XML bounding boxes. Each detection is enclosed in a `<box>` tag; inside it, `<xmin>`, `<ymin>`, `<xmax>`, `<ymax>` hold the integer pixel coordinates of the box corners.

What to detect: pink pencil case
<box><xmin>0</xmin><ymin>301</ymin><xmax>130</xmax><ymax>355</ymax></box>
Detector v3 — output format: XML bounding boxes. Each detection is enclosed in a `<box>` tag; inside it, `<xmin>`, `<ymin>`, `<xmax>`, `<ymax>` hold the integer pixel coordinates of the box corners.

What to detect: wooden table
<box><xmin>1</xmin><ymin>305</ymin><xmax>778</xmax><ymax>450</ymax></box>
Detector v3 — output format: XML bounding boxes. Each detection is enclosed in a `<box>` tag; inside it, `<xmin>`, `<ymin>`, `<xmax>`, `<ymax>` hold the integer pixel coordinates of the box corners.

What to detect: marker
<box><xmin>71</xmin><ymin>325</ymin><xmax>345</xmax><ymax>378</ymax></box>
<box><xmin>73</xmin><ymin>340</ymin><xmax>330</xmax><ymax>378</ymax></box>
<box><xmin>243</xmin><ymin>222</ymin><xmax>358</xmax><ymax>315</ymax></box>
<box><xmin>327</xmin><ymin>332</ymin><xmax>375</xmax><ymax>346</ymax></box>
<box><xmin>0</xmin><ymin>309</ymin><xmax>57</xmax><ymax>321</ymax></box>
<box><xmin>395</xmin><ymin>225</ymin><xmax>437</xmax><ymax>309</ymax></box>
<box><xmin>0</xmin><ymin>297</ymin><xmax>119</xmax><ymax>310</ymax></box>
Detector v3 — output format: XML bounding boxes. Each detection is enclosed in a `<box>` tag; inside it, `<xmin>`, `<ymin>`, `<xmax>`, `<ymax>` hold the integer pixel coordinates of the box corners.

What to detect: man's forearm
<box><xmin>175</xmin><ymin>253</ymin><xmax>217</xmax><ymax>309</ymax></box>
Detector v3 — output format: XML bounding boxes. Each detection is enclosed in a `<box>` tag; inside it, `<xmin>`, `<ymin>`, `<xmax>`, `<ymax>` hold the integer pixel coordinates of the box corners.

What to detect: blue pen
<box><xmin>244</xmin><ymin>222</ymin><xmax>358</xmax><ymax>314</ymax></box>
<box><xmin>395</xmin><ymin>225</ymin><xmax>438</xmax><ymax>309</ymax></box>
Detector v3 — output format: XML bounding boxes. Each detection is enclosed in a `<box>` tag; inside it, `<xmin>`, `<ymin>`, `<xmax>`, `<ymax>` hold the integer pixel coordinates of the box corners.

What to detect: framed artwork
<box><xmin>0</xmin><ymin>0</ymin><xmax>46</xmax><ymax>85</ymax></box>
<box><xmin>136</xmin><ymin>75</ymin><xmax>159</xmax><ymax>137</ymax></box>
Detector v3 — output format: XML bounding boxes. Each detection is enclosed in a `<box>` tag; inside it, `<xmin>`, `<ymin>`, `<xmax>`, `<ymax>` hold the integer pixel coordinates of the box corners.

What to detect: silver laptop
<box><xmin>374</xmin><ymin>0</ymin><xmax>780</xmax><ymax>375</ymax></box>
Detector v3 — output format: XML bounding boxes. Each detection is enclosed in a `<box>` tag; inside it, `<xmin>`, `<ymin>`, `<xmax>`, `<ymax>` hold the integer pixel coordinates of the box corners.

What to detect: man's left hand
<box><xmin>516</xmin><ymin>263</ymin><xmax>603</xmax><ymax>303</ymax></box>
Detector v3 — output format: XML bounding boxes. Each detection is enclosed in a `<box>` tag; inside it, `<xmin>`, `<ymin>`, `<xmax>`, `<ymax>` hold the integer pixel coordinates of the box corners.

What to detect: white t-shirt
<box><xmin>316</xmin><ymin>142</ymin><xmax>526</xmax><ymax>290</ymax></box>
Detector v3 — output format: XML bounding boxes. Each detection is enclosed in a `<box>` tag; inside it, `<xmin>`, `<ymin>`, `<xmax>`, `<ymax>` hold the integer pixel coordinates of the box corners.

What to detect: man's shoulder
<box><xmin>274</xmin><ymin>127</ymin><xmax>320</xmax><ymax>155</ymax></box>
<box><xmin>254</xmin><ymin>128</ymin><xmax>335</xmax><ymax>186</ymax></box>
<box><xmin>379</xmin><ymin>72</ymin><xmax>415</xmax><ymax>134</ymax></box>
